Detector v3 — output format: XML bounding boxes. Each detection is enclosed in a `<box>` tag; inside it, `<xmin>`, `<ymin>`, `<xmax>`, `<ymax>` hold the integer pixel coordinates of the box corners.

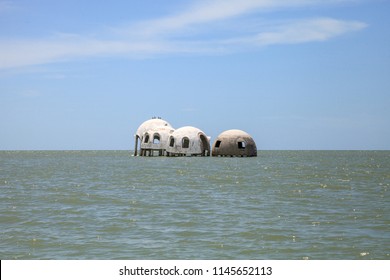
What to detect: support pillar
<box><xmin>134</xmin><ymin>136</ymin><xmax>138</xmax><ymax>156</ymax></box>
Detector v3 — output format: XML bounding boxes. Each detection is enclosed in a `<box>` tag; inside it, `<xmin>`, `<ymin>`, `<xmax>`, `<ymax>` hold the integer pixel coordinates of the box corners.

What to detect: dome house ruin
<box><xmin>211</xmin><ymin>129</ymin><xmax>257</xmax><ymax>157</ymax></box>
<box><xmin>134</xmin><ymin>117</ymin><xmax>174</xmax><ymax>156</ymax></box>
<box><xmin>166</xmin><ymin>126</ymin><xmax>211</xmax><ymax>157</ymax></box>
<box><xmin>133</xmin><ymin>118</ymin><xmax>257</xmax><ymax>157</ymax></box>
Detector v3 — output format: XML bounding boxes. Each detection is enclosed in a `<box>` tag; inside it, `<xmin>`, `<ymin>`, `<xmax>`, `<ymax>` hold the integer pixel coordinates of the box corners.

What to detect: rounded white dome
<box><xmin>136</xmin><ymin>118</ymin><xmax>173</xmax><ymax>138</ymax></box>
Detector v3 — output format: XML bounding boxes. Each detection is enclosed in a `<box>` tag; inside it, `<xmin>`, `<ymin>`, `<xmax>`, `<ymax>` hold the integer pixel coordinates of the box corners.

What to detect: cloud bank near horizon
<box><xmin>0</xmin><ymin>0</ymin><xmax>367</xmax><ymax>69</ymax></box>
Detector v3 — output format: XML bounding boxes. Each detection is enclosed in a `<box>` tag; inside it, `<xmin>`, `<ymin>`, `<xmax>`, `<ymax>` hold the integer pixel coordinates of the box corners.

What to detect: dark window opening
<box><xmin>144</xmin><ymin>134</ymin><xmax>150</xmax><ymax>143</ymax></box>
<box><xmin>182</xmin><ymin>137</ymin><xmax>190</xmax><ymax>149</ymax></box>
<box><xmin>215</xmin><ymin>140</ymin><xmax>221</xmax><ymax>148</ymax></box>
<box><xmin>238</xmin><ymin>141</ymin><xmax>246</xmax><ymax>149</ymax></box>
<box><xmin>169</xmin><ymin>137</ymin><xmax>175</xmax><ymax>147</ymax></box>
<box><xmin>153</xmin><ymin>134</ymin><xmax>160</xmax><ymax>144</ymax></box>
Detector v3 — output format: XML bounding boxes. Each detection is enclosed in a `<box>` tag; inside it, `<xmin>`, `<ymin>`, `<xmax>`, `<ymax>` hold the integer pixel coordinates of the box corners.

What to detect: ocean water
<box><xmin>0</xmin><ymin>150</ymin><xmax>389</xmax><ymax>260</ymax></box>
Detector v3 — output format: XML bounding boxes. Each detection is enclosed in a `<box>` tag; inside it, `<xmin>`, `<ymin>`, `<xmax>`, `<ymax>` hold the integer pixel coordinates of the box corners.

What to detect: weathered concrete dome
<box><xmin>212</xmin><ymin>129</ymin><xmax>257</xmax><ymax>157</ymax></box>
<box><xmin>166</xmin><ymin>126</ymin><xmax>210</xmax><ymax>156</ymax></box>
<box><xmin>134</xmin><ymin>118</ymin><xmax>173</xmax><ymax>156</ymax></box>
<box><xmin>140</xmin><ymin>125</ymin><xmax>175</xmax><ymax>156</ymax></box>
<box><xmin>136</xmin><ymin>118</ymin><xmax>173</xmax><ymax>139</ymax></box>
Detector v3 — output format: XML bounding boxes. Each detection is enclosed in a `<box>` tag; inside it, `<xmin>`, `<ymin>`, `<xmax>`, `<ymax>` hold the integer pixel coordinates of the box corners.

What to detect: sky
<box><xmin>1</xmin><ymin>0</ymin><xmax>389</xmax><ymax>150</ymax></box>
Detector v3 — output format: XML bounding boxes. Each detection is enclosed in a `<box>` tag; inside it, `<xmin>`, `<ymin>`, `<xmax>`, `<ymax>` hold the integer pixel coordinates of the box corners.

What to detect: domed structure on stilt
<box><xmin>133</xmin><ymin>117</ymin><xmax>173</xmax><ymax>156</ymax></box>
<box><xmin>212</xmin><ymin>129</ymin><xmax>257</xmax><ymax>157</ymax></box>
<box><xmin>166</xmin><ymin>126</ymin><xmax>210</xmax><ymax>157</ymax></box>
<box><xmin>133</xmin><ymin>118</ymin><xmax>257</xmax><ymax>157</ymax></box>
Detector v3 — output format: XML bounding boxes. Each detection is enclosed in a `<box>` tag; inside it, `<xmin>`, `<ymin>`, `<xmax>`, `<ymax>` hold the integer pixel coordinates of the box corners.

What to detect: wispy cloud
<box><xmin>223</xmin><ymin>18</ymin><xmax>367</xmax><ymax>47</ymax></box>
<box><xmin>0</xmin><ymin>0</ymin><xmax>367</xmax><ymax>69</ymax></box>
<box><xmin>118</xmin><ymin>0</ymin><xmax>358</xmax><ymax>37</ymax></box>
<box><xmin>0</xmin><ymin>35</ymin><xmax>174</xmax><ymax>69</ymax></box>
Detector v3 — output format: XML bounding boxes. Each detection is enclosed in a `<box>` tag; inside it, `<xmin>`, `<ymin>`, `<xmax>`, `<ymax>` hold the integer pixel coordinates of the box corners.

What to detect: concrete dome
<box><xmin>136</xmin><ymin>118</ymin><xmax>173</xmax><ymax>139</ymax></box>
<box><xmin>212</xmin><ymin>129</ymin><xmax>257</xmax><ymax>157</ymax></box>
<box><xmin>134</xmin><ymin>118</ymin><xmax>173</xmax><ymax>156</ymax></box>
<box><xmin>140</xmin><ymin>125</ymin><xmax>175</xmax><ymax>150</ymax></box>
<box><xmin>166</xmin><ymin>126</ymin><xmax>210</xmax><ymax>156</ymax></box>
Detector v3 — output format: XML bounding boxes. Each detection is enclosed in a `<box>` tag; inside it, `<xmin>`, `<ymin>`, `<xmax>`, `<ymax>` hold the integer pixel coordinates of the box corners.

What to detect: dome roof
<box><xmin>217</xmin><ymin>129</ymin><xmax>252</xmax><ymax>138</ymax></box>
<box><xmin>143</xmin><ymin>125</ymin><xmax>174</xmax><ymax>136</ymax></box>
<box><xmin>136</xmin><ymin>118</ymin><xmax>173</xmax><ymax>138</ymax></box>
<box><xmin>166</xmin><ymin>126</ymin><xmax>211</xmax><ymax>156</ymax></box>
<box><xmin>170</xmin><ymin>126</ymin><xmax>206</xmax><ymax>138</ymax></box>
<box><xmin>212</xmin><ymin>129</ymin><xmax>257</xmax><ymax>157</ymax></box>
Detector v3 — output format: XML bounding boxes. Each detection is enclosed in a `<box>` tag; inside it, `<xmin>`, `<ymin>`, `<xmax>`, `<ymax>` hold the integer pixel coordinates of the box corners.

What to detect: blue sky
<box><xmin>1</xmin><ymin>0</ymin><xmax>389</xmax><ymax>150</ymax></box>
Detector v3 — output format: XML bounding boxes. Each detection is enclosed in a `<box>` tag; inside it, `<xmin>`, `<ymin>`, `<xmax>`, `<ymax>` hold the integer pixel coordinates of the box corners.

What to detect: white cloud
<box><xmin>124</xmin><ymin>0</ymin><xmax>352</xmax><ymax>37</ymax></box>
<box><xmin>223</xmin><ymin>18</ymin><xmax>367</xmax><ymax>47</ymax></box>
<box><xmin>0</xmin><ymin>0</ymin><xmax>366</xmax><ymax>69</ymax></box>
<box><xmin>0</xmin><ymin>35</ymin><xmax>175</xmax><ymax>69</ymax></box>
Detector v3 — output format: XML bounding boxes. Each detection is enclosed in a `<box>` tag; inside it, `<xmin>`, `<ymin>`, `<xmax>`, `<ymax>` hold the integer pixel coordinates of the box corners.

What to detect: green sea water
<box><xmin>0</xmin><ymin>150</ymin><xmax>389</xmax><ymax>259</ymax></box>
